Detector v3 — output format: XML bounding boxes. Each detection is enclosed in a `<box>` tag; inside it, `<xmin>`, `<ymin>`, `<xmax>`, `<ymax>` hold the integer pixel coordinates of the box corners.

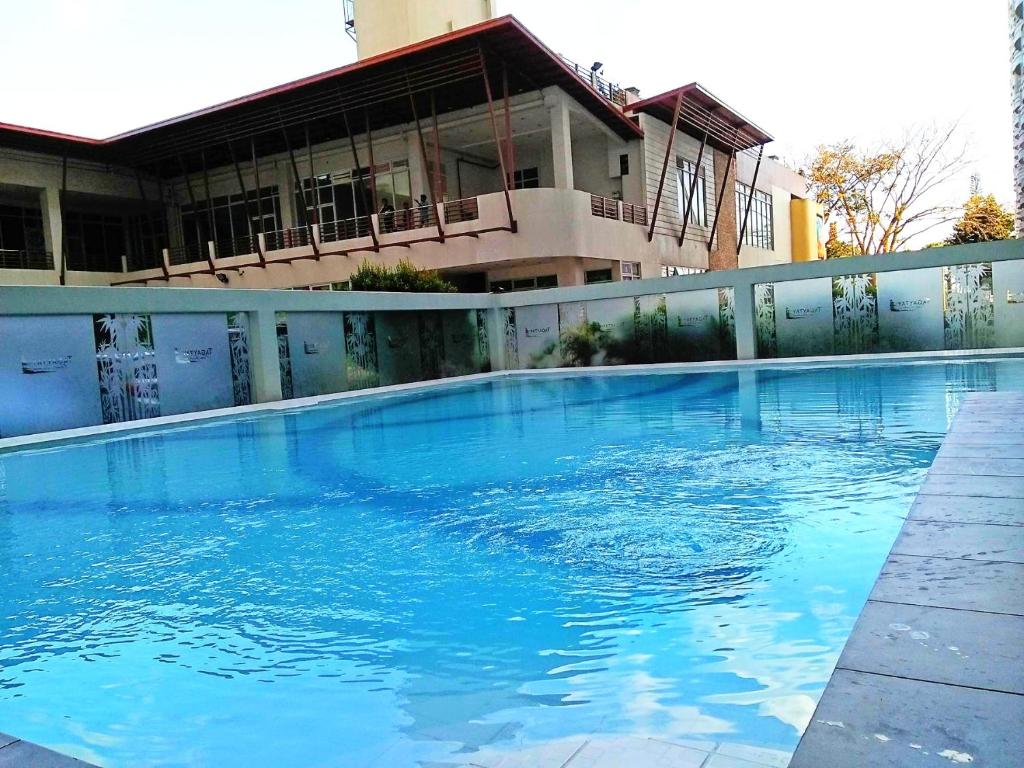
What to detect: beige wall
<box><xmin>353</xmin><ymin>0</ymin><xmax>495</xmax><ymax>59</ymax></box>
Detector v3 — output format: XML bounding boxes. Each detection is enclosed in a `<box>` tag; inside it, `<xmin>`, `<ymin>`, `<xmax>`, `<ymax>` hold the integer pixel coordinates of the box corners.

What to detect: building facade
<box><xmin>0</xmin><ymin>15</ymin><xmax>819</xmax><ymax>293</ymax></box>
<box><xmin>1012</xmin><ymin>0</ymin><xmax>1024</xmax><ymax>236</ymax></box>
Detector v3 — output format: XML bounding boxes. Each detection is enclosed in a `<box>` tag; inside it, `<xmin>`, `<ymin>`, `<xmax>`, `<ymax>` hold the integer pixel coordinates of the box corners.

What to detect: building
<box><xmin>0</xmin><ymin>7</ymin><xmax>819</xmax><ymax>293</ymax></box>
<box><xmin>1012</xmin><ymin>0</ymin><xmax>1024</xmax><ymax>236</ymax></box>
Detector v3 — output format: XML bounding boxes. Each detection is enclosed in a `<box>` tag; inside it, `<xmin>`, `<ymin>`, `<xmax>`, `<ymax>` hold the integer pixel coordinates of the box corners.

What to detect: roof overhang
<box><xmin>628</xmin><ymin>84</ymin><xmax>772</xmax><ymax>153</ymax></box>
<box><xmin>0</xmin><ymin>16</ymin><xmax>642</xmax><ymax>174</ymax></box>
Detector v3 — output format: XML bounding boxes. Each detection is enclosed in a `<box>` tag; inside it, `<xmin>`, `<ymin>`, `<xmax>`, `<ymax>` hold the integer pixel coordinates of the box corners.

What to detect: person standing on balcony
<box><xmin>379</xmin><ymin>200</ymin><xmax>395</xmax><ymax>233</ymax></box>
<box><xmin>417</xmin><ymin>194</ymin><xmax>430</xmax><ymax>228</ymax></box>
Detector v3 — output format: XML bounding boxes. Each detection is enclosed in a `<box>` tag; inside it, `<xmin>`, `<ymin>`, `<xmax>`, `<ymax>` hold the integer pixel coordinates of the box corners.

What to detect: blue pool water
<box><xmin>2</xmin><ymin>359</ymin><xmax>1023</xmax><ymax>767</ymax></box>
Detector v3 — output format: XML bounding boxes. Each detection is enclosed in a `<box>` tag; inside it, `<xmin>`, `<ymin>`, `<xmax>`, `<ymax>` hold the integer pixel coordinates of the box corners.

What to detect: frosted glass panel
<box><xmin>515</xmin><ymin>304</ymin><xmax>560</xmax><ymax>368</ymax></box>
<box><xmin>665</xmin><ymin>289</ymin><xmax>722</xmax><ymax>361</ymax></box>
<box><xmin>876</xmin><ymin>267</ymin><xmax>944</xmax><ymax>352</ymax></box>
<box><xmin>993</xmin><ymin>259</ymin><xmax>1024</xmax><ymax>348</ymax></box>
<box><xmin>0</xmin><ymin>315</ymin><xmax>103</xmax><ymax>438</ymax></box>
<box><xmin>344</xmin><ymin>312</ymin><xmax>380</xmax><ymax>390</ymax></box>
<box><xmin>440</xmin><ymin>310</ymin><xmax>480</xmax><ymax>377</ymax></box>
<box><xmin>375</xmin><ymin>312</ymin><xmax>423</xmax><ymax>385</ymax></box>
<box><xmin>585</xmin><ymin>297</ymin><xmax>635</xmax><ymax>365</ymax></box>
<box><xmin>151</xmin><ymin>314</ymin><xmax>234</xmax><ymax>417</ymax></box>
<box><xmin>943</xmin><ymin>263</ymin><xmax>994</xmax><ymax>350</ymax></box>
<box><xmin>286</xmin><ymin>312</ymin><xmax>346</xmax><ymax>397</ymax></box>
<box><xmin>773</xmin><ymin>277</ymin><xmax>834</xmax><ymax>357</ymax></box>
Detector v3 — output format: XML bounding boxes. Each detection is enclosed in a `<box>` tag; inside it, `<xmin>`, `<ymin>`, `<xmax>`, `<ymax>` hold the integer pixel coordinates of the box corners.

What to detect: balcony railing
<box><xmin>168</xmin><ymin>245</ymin><xmax>206</xmax><ymax>266</ymax></box>
<box><xmin>0</xmin><ymin>248</ymin><xmax>53</xmax><ymax>270</ymax></box>
<box><xmin>559</xmin><ymin>56</ymin><xmax>628</xmax><ymax>107</ymax></box>
<box><xmin>591</xmin><ymin>194</ymin><xmax>619</xmax><ymax>220</ymax></box>
<box><xmin>265</xmin><ymin>226</ymin><xmax>313</xmax><ymax>252</ymax></box>
<box><xmin>444</xmin><ymin>197</ymin><xmax>480</xmax><ymax>224</ymax></box>
<box><xmin>215</xmin><ymin>235</ymin><xmax>260</xmax><ymax>259</ymax></box>
<box><xmin>382</xmin><ymin>205</ymin><xmax>436</xmax><ymax>234</ymax></box>
<box><xmin>622</xmin><ymin>202</ymin><xmax>648</xmax><ymax>227</ymax></box>
<box><xmin>320</xmin><ymin>215</ymin><xmax>372</xmax><ymax>244</ymax></box>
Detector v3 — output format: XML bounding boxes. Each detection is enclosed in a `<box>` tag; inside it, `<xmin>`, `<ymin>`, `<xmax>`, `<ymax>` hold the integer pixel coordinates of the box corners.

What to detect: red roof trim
<box><xmin>0</xmin><ymin>121</ymin><xmax>104</xmax><ymax>145</ymax></box>
<box><xmin>628</xmin><ymin>83</ymin><xmax>773</xmax><ymax>145</ymax></box>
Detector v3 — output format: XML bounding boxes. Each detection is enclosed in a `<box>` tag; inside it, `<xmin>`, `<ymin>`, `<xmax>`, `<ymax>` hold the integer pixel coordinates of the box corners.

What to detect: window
<box><xmin>735</xmin><ymin>182</ymin><xmax>774</xmax><ymax>250</ymax></box>
<box><xmin>295</xmin><ymin>161</ymin><xmax>412</xmax><ymax>227</ymax></box>
<box><xmin>0</xmin><ymin>204</ymin><xmax>45</xmax><ymax>255</ymax></box>
<box><xmin>489</xmin><ymin>273</ymin><xmax>558</xmax><ymax>292</ymax></box>
<box><xmin>64</xmin><ymin>211</ymin><xmax>127</xmax><ymax>272</ymax></box>
<box><xmin>509</xmin><ymin>167</ymin><xmax>540</xmax><ymax>190</ymax></box>
<box><xmin>585</xmin><ymin>268</ymin><xmax>613</xmax><ymax>285</ymax></box>
<box><xmin>181</xmin><ymin>186</ymin><xmax>281</xmax><ymax>259</ymax></box>
<box><xmin>675</xmin><ymin>159</ymin><xmax>708</xmax><ymax>227</ymax></box>
<box><xmin>619</xmin><ymin>154</ymin><xmax>630</xmax><ymax>176</ymax></box>
<box><xmin>620</xmin><ymin>261</ymin><xmax>641</xmax><ymax>281</ymax></box>
<box><xmin>661</xmin><ymin>265</ymin><xmax>706</xmax><ymax>277</ymax></box>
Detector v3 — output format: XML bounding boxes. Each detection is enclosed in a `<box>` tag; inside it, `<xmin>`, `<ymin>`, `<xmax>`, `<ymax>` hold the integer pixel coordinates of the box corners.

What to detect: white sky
<box><xmin>1</xmin><ymin>0</ymin><xmax>1016</xmax><ymax>212</ymax></box>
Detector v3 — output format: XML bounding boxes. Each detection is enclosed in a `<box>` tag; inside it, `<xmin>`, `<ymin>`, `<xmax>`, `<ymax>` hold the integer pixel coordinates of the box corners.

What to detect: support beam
<box><xmin>226</xmin><ymin>138</ymin><xmax>263</xmax><ymax>263</ymax></box>
<box><xmin>200</xmin><ymin>151</ymin><xmax>218</xmax><ymax>272</ymax></box>
<box><xmin>502</xmin><ymin>61</ymin><xmax>515</xmax><ymax>181</ymax></box>
<box><xmin>737</xmin><ymin>145</ymin><xmax>765</xmax><ymax>252</ymax></box>
<box><xmin>134</xmin><ymin>167</ymin><xmax>168</xmax><ymax>278</ymax></box>
<box><xmin>342</xmin><ymin>107</ymin><xmax>379</xmax><ymax>250</ymax></box>
<box><xmin>480</xmin><ymin>48</ymin><xmax>517</xmax><ymax>232</ymax></box>
<box><xmin>176</xmin><ymin>153</ymin><xmax>205</xmax><ymax>265</ymax></box>
<box><xmin>706</xmin><ymin>145</ymin><xmax>736</xmax><ymax>253</ymax></box>
<box><xmin>677</xmin><ymin>116</ymin><xmax>710</xmax><ymax>247</ymax></box>
<box><xmin>647</xmin><ymin>88</ymin><xmax>684</xmax><ymax>242</ymax></box>
<box><xmin>58</xmin><ymin>156</ymin><xmax>68</xmax><ymax>285</ymax></box>
<box><xmin>281</xmin><ymin>123</ymin><xmax>319</xmax><ymax>256</ymax></box>
<box><xmin>406</xmin><ymin>78</ymin><xmax>446</xmax><ymax>241</ymax></box>
<box><xmin>364</xmin><ymin>110</ymin><xmax>379</xmax><ymax>214</ymax></box>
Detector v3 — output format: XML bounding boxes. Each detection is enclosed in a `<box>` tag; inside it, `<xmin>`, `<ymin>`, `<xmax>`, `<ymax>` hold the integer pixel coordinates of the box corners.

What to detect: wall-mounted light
<box><xmin>215</xmin><ymin>273</ymin><xmax>229</xmax><ymax>285</ymax></box>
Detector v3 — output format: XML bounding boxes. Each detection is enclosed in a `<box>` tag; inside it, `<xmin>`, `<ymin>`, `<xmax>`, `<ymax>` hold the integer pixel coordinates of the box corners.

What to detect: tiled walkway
<box><xmin>0</xmin><ymin>731</ymin><xmax>96</xmax><ymax>767</ymax></box>
<box><xmin>790</xmin><ymin>391</ymin><xmax>1024</xmax><ymax>767</ymax></box>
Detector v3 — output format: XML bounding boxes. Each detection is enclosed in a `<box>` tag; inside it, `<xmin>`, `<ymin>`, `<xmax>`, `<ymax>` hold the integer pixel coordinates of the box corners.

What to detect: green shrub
<box><xmin>348</xmin><ymin>259</ymin><xmax>456</xmax><ymax>293</ymax></box>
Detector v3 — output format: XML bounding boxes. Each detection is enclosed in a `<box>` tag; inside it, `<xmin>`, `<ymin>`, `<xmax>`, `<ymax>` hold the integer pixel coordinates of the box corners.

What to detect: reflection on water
<box><xmin>0</xmin><ymin>360</ymin><xmax>1021</xmax><ymax>767</ymax></box>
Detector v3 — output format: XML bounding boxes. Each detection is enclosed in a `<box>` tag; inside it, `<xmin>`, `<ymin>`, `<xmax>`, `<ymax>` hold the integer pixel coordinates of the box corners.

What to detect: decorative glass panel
<box><xmin>665</xmin><ymin>289</ymin><xmax>721</xmax><ymax>362</ymax></box>
<box><xmin>475</xmin><ymin>309</ymin><xmax>491</xmax><ymax>373</ymax></box>
<box><xmin>502</xmin><ymin>308</ymin><xmax>519</xmax><ymax>369</ymax></box>
<box><xmin>418</xmin><ymin>311</ymin><xmax>445</xmax><ymax>380</ymax></box>
<box><xmin>286</xmin><ymin>312</ymin><xmax>346</xmax><ymax>397</ymax></box>
<box><xmin>832</xmin><ymin>273</ymin><xmax>879</xmax><ymax>354</ymax></box>
<box><xmin>0</xmin><ymin>315</ymin><xmax>103</xmax><ymax>438</ymax></box>
<box><xmin>718</xmin><ymin>287</ymin><xmax>737</xmax><ymax>359</ymax></box>
<box><xmin>992</xmin><ymin>259</ymin><xmax>1024</xmax><ymax>348</ymax></box>
<box><xmin>876</xmin><ymin>267</ymin><xmax>944</xmax><ymax>352</ymax></box>
<box><xmin>276</xmin><ymin>312</ymin><xmax>294</xmax><ymax>400</ymax></box>
<box><xmin>584</xmin><ymin>297</ymin><xmax>636</xmax><ymax>364</ymax></box>
<box><xmin>754</xmin><ymin>283</ymin><xmax>778</xmax><ymax>358</ymax></box>
<box><xmin>227</xmin><ymin>312</ymin><xmax>253</xmax><ymax>406</ymax></box>
<box><xmin>514</xmin><ymin>303</ymin><xmax>560</xmax><ymax>368</ymax></box>
<box><xmin>94</xmin><ymin>313</ymin><xmax>160</xmax><ymax>423</ymax></box>
<box><xmin>150</xmin><ymin>314</ymin><xmax>234</xmax><ymax>417</ymax></box>
<box><xmin>344</xmin><ymin>312</ymin><xmax>380</xmax><ymax>390</ymax></box>
<box><xmin>773</xmin><ymin>277</ymin><xmax>834</xmax><ymax>357</ymax></box>
<box><xmin>943</xmin><ymin>263</ymin><xmax>994</xmax><ymax>350</ymax></box>
<box><xmin>375</xmin><ymin>312</ymin><xmax>423</xmax><ymax>385</ymax></box>
<box><xmin>440</xmin><ymin>310</ymin><xmax>479</xmax><ymax>377</ymax></box>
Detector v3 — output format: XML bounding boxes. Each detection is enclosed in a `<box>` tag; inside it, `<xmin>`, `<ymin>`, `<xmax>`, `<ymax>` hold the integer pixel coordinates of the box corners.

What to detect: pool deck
<box><xmin>0</xmin><ymin>731</ymin><xmax>96</xmax><ymax>767</ymax></box>
<box><xmin>790</xmin><ymin>390</ymin><xmax>1024</xmax><ymax>767</ymax></box>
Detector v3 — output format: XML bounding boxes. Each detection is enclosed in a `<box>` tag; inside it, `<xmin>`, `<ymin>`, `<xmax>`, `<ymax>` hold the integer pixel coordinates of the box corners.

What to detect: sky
<box><xmin>1</xmin><ymin>0</ymin><xmax>1016</xmax><ymax>213</ymax></box>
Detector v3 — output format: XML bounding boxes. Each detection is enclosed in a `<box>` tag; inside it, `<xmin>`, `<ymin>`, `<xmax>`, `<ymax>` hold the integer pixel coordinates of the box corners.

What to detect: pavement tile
<box><xmin>0</xmin><ymin>740</ymin><xmax>94</xmax><ymax>767</ymax></box>
<box><xmin>917</xmin><ymin>473</ymin><xmax>1024</xmax><ymax>499</ymax></box>
<box><xmin>929</xmin><ymin>456</ymin><xmax>1024</xmax><ymax>476</ymax></box>
<box><xmin>891</xmin><ymin>520</ymin><xmax>1024</xmax><ymax>563</ymax></box>
<box><xmin>869</xmin><ymin>554</ymin><xmax>1024</xmax><ymax>615</ymax></box>
<box><xmin>907</xmin><ymin>494</ymin><xmax>1024</xmax><ymax>526</ymax></box>
<box><xmin>790</xmin><ymin>670</ymin><xmax>1024</xmax><ymax>768</ymax></box>
<box><xmin>837</xmin><ymin>601</ymin><xmax>1024</xmax><ymax>694</ymax></box>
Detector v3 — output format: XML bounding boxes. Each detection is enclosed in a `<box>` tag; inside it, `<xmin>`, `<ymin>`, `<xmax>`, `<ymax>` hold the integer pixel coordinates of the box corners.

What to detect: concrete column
<box><xmin>549</xmin><ymin>96</ymin><xmax>574</xmax><ymax>190</ymax></box>
<box><xmin>249</xmin><ymin>308</ymin><xmax>283</xmax><ymax>403</ymax></box>
<box><xmin>484</xmin><ymin>305</ymin><xmax>506</xmax><ymax>371</ymax></box>
<box><xmin>734</xmin><ymin>281</ymin><xmax>757</xmax><ymax>360</ymax></box>
<box><xmin>39</xmin><ymin>187</ymin><xmax>62</xmax><ymax>279</ymax></box>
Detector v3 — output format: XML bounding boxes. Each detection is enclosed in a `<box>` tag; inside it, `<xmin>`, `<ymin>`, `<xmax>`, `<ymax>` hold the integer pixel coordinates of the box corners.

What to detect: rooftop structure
<box><xmin>1011</xmin><ymin>0</ymin><xmax>1024</xmax><ymax>235</ymax></box>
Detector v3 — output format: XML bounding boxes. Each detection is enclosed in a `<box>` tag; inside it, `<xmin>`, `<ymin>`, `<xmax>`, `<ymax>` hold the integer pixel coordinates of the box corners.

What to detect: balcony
<box><xmin>0</xmin><ymin>248</ymin><xmax>53</xmax><ymax>270</ymax></box>
<box><xmin>97</xmin><ymin>188</ymin><xmax>697</xmax><ymax>287</ymax></box>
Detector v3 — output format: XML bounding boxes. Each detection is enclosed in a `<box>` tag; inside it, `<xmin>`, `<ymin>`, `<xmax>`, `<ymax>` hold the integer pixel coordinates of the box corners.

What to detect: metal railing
<box><xmin>168</xmin><ymin>245</ymin><xmax>206</xmax><ymax>266</ymax></box>
<box><xmin>381</xmin><ymin>205</ymin><xmax>436</xmax><ymax>234</ymax></box>
<box><xmin>126</xmin><ymin>252</ymin><xmax>164</xmax><ymax>272</ymax></box>
<box><xmin>590</xmin><ymin>194</ymin><xmax>619</xmax><ymax>220</ymax></box>
<box><xmin>0</xmin><ymin>249</ymin><xmax>53</xmax><ymax>270</ymax></box>
<box><xmin>215</xmin><ymin>235</ymin><xmax>260</xmax><ymax>259</ymax></box>
<box><xmin>320</xmin><ymin>216</ymin><xmax>372</xmax><ymax>244</ymax></box>
<box><xmin>622</xmin><ymin>202</ymin><xmax>648</xmax><ymax>227</ymax></box>
<box><xmin>444</xmin><ymin>197</ymin><xmax>480</xmax><ymax>224</ymax></box>
<box><xmin>559</xmin><ymin>56</ymin><xmax>628</xmax><ymax>107</ymax></box>
<box><xmin>265</xmin><ymin>226</ymin><xmax>313</xmax><ymax>252</ymax></box>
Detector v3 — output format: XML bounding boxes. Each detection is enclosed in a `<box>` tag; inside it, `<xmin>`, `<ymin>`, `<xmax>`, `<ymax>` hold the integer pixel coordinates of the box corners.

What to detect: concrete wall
<box><xmin>353</xmin><ymin>0</ymin><xmax>495</xmax><ymax>60</ymax></box>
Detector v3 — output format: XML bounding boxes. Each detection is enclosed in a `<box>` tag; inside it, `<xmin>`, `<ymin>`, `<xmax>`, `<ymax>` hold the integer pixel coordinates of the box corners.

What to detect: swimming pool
<box><xmin>2</xmin><ymin>359</ymin><xmax>1023</xmax><ymax>767</ymax></box>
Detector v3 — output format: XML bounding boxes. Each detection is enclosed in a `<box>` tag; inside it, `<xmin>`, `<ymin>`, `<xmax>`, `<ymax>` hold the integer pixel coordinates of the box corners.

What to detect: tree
<box><xmin>825</xmin><ymin>221</ymin><xmax>858</xmax><ymax>259</ymax></box>
<box><xmin>348</xmin><ymin>259</ymin><xmax>456</xmax><ymax>293</ymax></box>
<box><xmin>945</xmin><ymin>194</ymin><xmax>1015</xmax><ymax>245</ymax></box>
<box><xmin>805</xmin><ymin>123</ymin><xmax>971</xmax><ymax>255</ymax></box>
